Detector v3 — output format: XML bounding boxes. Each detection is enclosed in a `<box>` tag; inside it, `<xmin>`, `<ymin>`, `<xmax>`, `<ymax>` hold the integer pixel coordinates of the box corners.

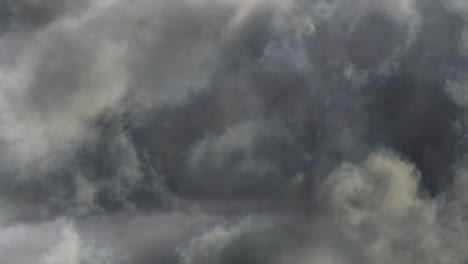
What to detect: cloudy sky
<box><xmin>1</xmin><ymin>0</ymin><xmax>468</xmax><ymax>263</ymax></box>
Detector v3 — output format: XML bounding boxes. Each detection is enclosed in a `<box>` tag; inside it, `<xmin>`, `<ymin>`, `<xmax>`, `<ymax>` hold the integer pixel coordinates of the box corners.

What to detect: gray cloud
<box><xmin>177</xmin><ymin>150</ymin><xmax>468</xmax><ymax>264</ymax></box>
<box><xmin>2</xmin><ymin>0</ymin><xmax>468</xmax><ymax>263</ymax></box>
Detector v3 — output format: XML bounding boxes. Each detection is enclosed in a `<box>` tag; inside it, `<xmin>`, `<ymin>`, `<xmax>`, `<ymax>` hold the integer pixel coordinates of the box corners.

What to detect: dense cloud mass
<box><xmin>2</xmin><ymin>0</ymin><xmax>468</xmax><ymax>263</ymax></box>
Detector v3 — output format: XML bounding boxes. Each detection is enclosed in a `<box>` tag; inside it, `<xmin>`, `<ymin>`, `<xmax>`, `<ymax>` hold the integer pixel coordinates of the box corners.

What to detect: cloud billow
<box><xmin>1</xmin><ymin>0</ymin><xmax>468</xmax><ymax>263</ymax></box>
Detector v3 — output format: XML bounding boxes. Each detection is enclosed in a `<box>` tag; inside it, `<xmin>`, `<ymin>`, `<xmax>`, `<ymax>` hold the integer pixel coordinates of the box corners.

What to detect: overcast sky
<box><xmin>1</xmin><ymin>0</ymin><xmax>468</xmax><ymax>263</ymax></box>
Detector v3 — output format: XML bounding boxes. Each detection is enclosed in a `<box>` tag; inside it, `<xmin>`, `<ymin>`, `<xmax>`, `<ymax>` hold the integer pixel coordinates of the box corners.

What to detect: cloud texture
<box><xmin>1</xmin><ymin>0</ymin><xmax>468</xmax><ymax>263</ymax></box>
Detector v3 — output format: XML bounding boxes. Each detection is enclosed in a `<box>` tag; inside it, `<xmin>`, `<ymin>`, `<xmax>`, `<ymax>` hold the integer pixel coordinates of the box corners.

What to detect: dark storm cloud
<box><xmin>0</xmin><ymin>0</ymin><xmax>90</xmax><ymax>34</ymax></box>
<box><xmin>2</xmin><ymin>0</ymin><xmax>468</xmax><ymax>263</ymax></box>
